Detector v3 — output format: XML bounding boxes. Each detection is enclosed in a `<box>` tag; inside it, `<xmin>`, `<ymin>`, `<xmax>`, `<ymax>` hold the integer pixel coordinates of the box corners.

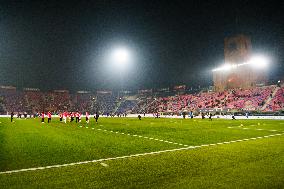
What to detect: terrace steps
<box><xmin>261</xmin><ymin>86</ymin><xmax>280</xmax><ymax>111</ymax></box>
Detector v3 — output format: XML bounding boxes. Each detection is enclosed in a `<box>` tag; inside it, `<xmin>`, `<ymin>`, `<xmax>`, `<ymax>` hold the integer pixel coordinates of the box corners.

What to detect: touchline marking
<box><xmin>2</xmin><ymin>132</ymin><xmax>281</xmax><ymax>175</ymax></box>
<box><xmin>227</xmin><ymin>127</ymin><xmax>281</xmax><ymax>133</ymax></box>
<box><xmin>93</xmin><ymin>128</ymin><xmax>188</xmax><ymax>147</ymax></box>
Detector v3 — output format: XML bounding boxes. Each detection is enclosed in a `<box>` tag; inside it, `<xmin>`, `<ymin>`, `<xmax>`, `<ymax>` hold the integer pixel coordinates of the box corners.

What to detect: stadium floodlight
<box><xmin>212</xmin><ymin>55</ymin><xmax>270</xmax><ymax>72</ymax></box>
<box><xmin>212</xmin><ymin>64</ymin><xmax>232</xmax><ymax>72</ymax></box>
<box><xmin>111</xmin><ymin>47</ymin><xmax>131</xmax><ymax>66</ymax></box>
<box><xmin>221</xmin><ymin>64</ymin><xmax>232</xmax><ymax>71</ymax></box>
<box><xmin>248</xmin><ymin>55</ymin><xmax>269</xmax><ymax>68</ymax></box>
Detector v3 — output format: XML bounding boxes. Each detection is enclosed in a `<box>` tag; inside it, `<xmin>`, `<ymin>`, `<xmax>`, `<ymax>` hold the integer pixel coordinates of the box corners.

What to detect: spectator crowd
<box><xmin>0</xmin><ymin>85</ymin><xmax>283</xmax><ymax>115</ymax></box>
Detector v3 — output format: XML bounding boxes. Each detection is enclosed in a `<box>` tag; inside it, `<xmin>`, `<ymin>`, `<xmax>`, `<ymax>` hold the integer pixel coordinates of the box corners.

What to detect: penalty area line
<box><xmin>0</xmin><ymin>132</ymin><xmax>283</xmax><ymax>175</ymax></box>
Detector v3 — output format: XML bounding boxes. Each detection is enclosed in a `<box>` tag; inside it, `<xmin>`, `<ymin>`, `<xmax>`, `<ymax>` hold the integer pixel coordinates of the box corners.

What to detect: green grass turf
<box><xmin>0</xmin><ymin>117</ymin><xmax>283</xmax><ymax>188</ymax></box>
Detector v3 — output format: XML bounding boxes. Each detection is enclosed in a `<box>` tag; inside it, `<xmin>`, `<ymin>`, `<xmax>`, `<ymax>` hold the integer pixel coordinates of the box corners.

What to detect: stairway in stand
<box><xmin>261</xmin><ymin>86</ymin><xmax>280</xmax><ymax>111</ymax></box>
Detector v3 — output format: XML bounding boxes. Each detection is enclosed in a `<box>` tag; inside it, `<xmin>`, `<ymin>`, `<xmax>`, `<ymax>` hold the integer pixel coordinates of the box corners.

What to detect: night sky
<box><xmin>0</xmin><ymin>0</ymin><xmax>283</xmax><ymax>91</ymax></box>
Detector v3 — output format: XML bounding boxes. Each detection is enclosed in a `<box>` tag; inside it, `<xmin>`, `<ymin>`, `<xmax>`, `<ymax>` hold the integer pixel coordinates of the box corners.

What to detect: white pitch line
<box><xmin>1</xmin><ymin>133</ymin><xmax>283</xmax><ymax>175</ymax></box>
<box><xmin>228</xmin><ymin>127</ymin><xmax>281</xmax><ymax>133</ymax></box>
<box><xmin>96</xmin><ymin>128</ymin><xmax>187</xmax><ymax>146</ymax></box>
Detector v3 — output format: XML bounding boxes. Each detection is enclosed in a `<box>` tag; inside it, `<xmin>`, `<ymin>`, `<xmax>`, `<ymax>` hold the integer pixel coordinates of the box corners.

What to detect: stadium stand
<box><xmin>0</xmin><ymin>85</ymin><xmax>283</xmax><ymax>115</ymax></box>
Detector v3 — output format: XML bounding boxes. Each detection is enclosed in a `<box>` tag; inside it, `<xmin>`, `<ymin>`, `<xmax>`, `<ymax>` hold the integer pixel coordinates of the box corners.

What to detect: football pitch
<box><xmin>0</xmin><ymin>117</ymin><xmax>283</xmax><ymax>188</ymax></box>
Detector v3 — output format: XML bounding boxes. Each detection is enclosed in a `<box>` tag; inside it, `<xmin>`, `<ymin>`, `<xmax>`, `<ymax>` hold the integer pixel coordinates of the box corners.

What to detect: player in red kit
<box><xmin>75</xmin><ymin>112</ymin><xmax>79</xmax><ymax>123</ymax></box>
<box><xmin>70</xmin><ymin>112</ymin><xmax>74</xmax><ymax>122</ymax></box>
<box><xmin>86</xmin><ymin>112</ymin><xmax>89</xmax><ymax>123</ymax></box>
<box><xmin>59</xmin><ymin>112</ymin><xmax>63</xmax><ymax>122</ymax></box>
<box><xmin>63</xmin><ymin>111</ymin><xmax>67</xmax><ymax>123</ymax></box>
<box><xmin>47</xmin><ymin>112</ymin><xmax>52</xmax><ymax>123</ymax></box>
<box><xmin>79</xmin><ymin>112</ymin><xmax>82</xmax><ymax>123</ymax></box>
<box><xmin>41</xmin><ymin>112</ymin><xmax>45</xmax><ymax>123</ymax></box>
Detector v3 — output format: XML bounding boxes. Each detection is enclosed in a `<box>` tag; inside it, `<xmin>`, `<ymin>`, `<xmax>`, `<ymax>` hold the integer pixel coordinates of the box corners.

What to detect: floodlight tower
<box><xmin>213</xmin><ymin>34</ymin><xmax>269</xmax><ymax>91</ymax></box>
